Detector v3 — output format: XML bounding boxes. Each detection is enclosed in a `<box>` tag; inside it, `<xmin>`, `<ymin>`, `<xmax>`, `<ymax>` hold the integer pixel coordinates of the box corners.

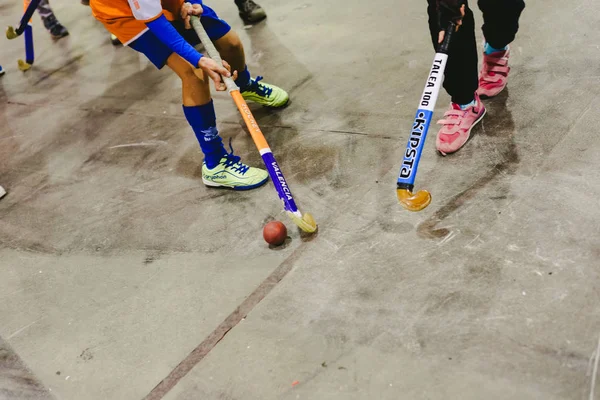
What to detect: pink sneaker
<box><xmin>478</xmin><ymin>47</ymin><xmax>511</xmax><ymax>98</ymax></box>
<box><xmin>436</xmin><ymin>93</ymin><xmax>486</xmax><ymax>155</ymax></box>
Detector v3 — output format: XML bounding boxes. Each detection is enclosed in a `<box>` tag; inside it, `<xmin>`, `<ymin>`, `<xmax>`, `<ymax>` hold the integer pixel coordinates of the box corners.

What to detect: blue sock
<box><xmin>459</xmin><ymin>100</ymin><xmax>476</xmax><ymax>110</ymax></box>
<box><xmin>235</xmin><ymin>66</ymin><xmax>251</xmax><ymax>91</ymax></box>
<box><xmin>484</xmin><ymin>43</ymin><xmax>508</xmax><ymax>55</ymax></box>
<box><xmin>182</xmin><ymin>101</ymin><xmax>226</xmax><ymax>169</ymax></box>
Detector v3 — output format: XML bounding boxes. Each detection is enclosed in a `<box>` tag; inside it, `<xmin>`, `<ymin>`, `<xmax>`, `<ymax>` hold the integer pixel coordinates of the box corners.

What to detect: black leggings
<box><xmin>427</xmin><ymin>0</ymin><xmax>525</xmax><ymax>104</ymax></box>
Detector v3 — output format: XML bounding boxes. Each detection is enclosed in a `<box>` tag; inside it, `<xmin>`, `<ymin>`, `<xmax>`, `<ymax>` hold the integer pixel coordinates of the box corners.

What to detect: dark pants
<box><xmin>427</xmin><ymin>0</ymin><xmax>525</xmax><ymax>104</ymax></box>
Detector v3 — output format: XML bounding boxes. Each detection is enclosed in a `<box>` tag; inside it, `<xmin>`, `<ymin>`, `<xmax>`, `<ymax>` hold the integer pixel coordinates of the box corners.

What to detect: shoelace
<box><xmin>223</xmin><ymin>139</ymin><xmax>249</xmax><ymax>175</ymax></box>
<box><xmin>246</xmin><ymin>76</ymin><xmax>273</xmax><ymax>97</ymax></box>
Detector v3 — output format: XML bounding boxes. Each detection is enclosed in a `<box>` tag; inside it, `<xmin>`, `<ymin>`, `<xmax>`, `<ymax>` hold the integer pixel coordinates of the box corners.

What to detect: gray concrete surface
<box><xmin>1</xmin><ymin>0</ymin><xmax>599</xmax><ymax>399</ymax></box>
<box><xmin>0</xmin><ymin>336</ymin><xmax>53</xmax><ymax>400</ymax></box>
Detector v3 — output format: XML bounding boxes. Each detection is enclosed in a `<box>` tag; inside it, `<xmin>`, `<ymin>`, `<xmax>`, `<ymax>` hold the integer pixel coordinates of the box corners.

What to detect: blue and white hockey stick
<box><xmin>397</xmin><ymin>22</ymin><xmax>456</xmax><ymax>211</ymax></box>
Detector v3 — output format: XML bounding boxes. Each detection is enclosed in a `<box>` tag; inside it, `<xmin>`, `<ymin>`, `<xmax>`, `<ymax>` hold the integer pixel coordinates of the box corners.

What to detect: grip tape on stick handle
<box><xmin>190</xmin><ymin>16</ymin><xmax>238</xmax><ymax>92</ymax></box>
<box><xmin>438</xmin><ymin>21</ymin><xmax>456</xmax><ymax>54</ymax></box>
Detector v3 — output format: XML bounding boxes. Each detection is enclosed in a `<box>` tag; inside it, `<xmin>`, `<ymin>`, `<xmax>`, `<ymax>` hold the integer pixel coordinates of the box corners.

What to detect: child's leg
<box><xmin>213</xmin><ymin>30</ymin><xmax>289</xmax><ymax>107</ymax></box>
<box><xmin>479</xmin><ymin>0</ymin><xmax>525</xmax><ymax>50</ymax></box>
<box><xmin>194</xmin><ymin>5</ymin><xmax>289</xmax><ymax>107</ymax></box>
<box><xmin>37</xmin><ymin>0</ymin><xmax>69</xmax><ymax>39</ymax></box>
<box><xmin>476</xmin><ymin>0</ymin><xmax>525</xmax><ymax>98</ymax></box>
<box><xmin>92</xmin><ymin>7</ymin><xmax>269</xmax><ymax>189</ymax></box>
<box><xmin>426</xmin><ymin>0</ymin><xmax>478</xmax><ymax>105</ymax></box>
<box><xmin>36</xmin><ymin>0</ymin><xmax>53</xmax><ymax>22</ymax></box>
<box><xmin>427</xmin><ymin>0</ymin><xmax>486</xmax><ymax>155</ymax></box>
<box><xmin>214</xmin><ymin>31</ymin><xmax>247</xmax><ymax>86</ymax></box>
<box><xmin>166</xmin><ymin>53</ymin><xmax>225</xmax><ymax>169</ymax></box>
<box><xmin>165</xmin><ymin>53</ymin><xmax>268</xmax><ymax>189</ymax></box>
<box><xmin>167</xmin><ymin>53</ymin><xmax>211</xmax><ymax>107</ymax></box>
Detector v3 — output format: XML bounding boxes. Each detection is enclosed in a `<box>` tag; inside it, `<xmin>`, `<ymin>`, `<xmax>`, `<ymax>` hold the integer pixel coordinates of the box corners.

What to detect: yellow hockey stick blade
<box><xmin>18</xmin><ymin>59</ymin><xmax>32</xmax><ymax>71</ymax></box>
<box><xmin>397</xmin><ymin>188</ymin><xmax>431</xmax><ymax>212</ymax></box>
<box><xmin>287</xmin><ymin>212</ymin><xmax>317</xmax><ymax>233</ymax></box>
<box><xmin>6</xmin><ymin>26</ymin><xmax>18</xmax><ymax>40</ymax></box>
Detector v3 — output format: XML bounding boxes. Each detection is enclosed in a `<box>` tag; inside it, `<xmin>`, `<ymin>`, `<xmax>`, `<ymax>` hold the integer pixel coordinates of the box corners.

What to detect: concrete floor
<box><xmin>1</xmin><ymin>0</ymin><xmax>600</xmax><ymax>399</ymax></box>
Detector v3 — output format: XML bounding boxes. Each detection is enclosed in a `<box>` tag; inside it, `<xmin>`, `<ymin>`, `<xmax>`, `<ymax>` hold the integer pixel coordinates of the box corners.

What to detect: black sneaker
<box><xmin>110</xmin><ymin>34</ymin><xmax>121</xmax><ymax>46</ymax></box>
<box><xmin>50</xmin><ymin>23</ymin><xmax>69</xmax><ymax>40</ymax></box>
<box><xmin>43</xmin><ymin>15</ymin><xmax>69</xmax><ymax>40</ymax></box>
<box><xmin>236</xmin><ymin>0</ymin><xmax>267</xmax><ymax>24</ymax></box>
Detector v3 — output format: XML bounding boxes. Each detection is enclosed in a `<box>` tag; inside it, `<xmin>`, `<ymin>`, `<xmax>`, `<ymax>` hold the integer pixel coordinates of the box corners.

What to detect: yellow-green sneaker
<box><xmin>202</xmin><ymin>152</ymin><xmax>268</xmax><ymax>191</ymax></box>
<box><xmin>240</xmin><ymin>76</ymin><xmax>289</xmax><ymax>108</ymax></box>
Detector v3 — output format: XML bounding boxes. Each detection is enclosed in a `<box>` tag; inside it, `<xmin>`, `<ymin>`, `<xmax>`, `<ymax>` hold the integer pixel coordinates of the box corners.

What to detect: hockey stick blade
<box><xmin>397</xmin><ymin>188</ymin><xmax>431</xmax><ymax>212</ymax></box>
<box><xmin>287</xmin><ymin>212</ymin><xmax>317</xmax><ymax>233</ymax></box>
<box><xmin>6</xmin><ymin>26</ymin><xmax>19</xmax><ymax>39</ymax></box>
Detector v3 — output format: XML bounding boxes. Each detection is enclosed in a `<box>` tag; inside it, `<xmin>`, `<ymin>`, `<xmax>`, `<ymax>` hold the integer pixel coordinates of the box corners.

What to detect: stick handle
<box><xmin>190</xmin><ymin>16</ymin><xmax>238</xmax><ymax>92</ymax></box>
<box><xmin>18</xmin><ymin>0</ymin><xmax>42</xmax><ymax>35</ymax></box>
<box><xmin>24</xmin><ymin>24</ymin><xmax>34</xmax><ymax>64</ymax></box>
<box><xmin>396</xmin><ymin>21</ymin><xmax>455</xmax><ymax>190</ymax></box>
<box><xmin>438</xmin><ymin>21</ymin><xmax>456</xmax><ymax>54</ymax></box>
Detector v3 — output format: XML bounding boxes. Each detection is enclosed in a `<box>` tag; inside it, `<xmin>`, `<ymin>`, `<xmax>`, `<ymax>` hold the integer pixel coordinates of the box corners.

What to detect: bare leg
<box><xmin>214</xmin><ymin>31</ymin><xmax>246</xmax><ymax>77</ymax></box>
<box><xmin>166</xmin><ymin>53</ymin><xmax>211</xmax><ymax>106</ymax></box>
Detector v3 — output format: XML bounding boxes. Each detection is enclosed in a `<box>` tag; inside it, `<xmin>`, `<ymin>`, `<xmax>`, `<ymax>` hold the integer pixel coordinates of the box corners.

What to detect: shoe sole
<box><xmin>239</xmin><ymin>13</ymin><xmax>267</xmax><ymax>24</ymax></box>
<box><xmin>269</xmin><ymin>98</ymin><xmax>290</xmax><ymax>109</ymax></box>
<box><xmin>243</xmin><ymin>96</ymin><xmax>290</xmax><ymax>109</ymax></box>
<box><xmin>479</xmin><ymin>85</ymin><xmax>506</xmax><ymax>99</ymax></box>
<box><xmin>51</xmin><ymin>32</ymin><xmax>69</xmax><ymax>41</ymax></box>
<box><xmin>438</xmin><ymin>108</ymin><xmax>487</xmax><ymax>156</ymax></box>
<box><xmin>202</xmin><ymin>176</ymin><xmax>269</xmax><ymax>191</ymax></box>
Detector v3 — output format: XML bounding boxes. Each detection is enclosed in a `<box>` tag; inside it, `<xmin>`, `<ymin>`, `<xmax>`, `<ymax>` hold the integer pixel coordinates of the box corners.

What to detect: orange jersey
<box><xmin>91</xmin><ymin>0</ymin><xmax>184</xmax><ymax>45</ymax></box>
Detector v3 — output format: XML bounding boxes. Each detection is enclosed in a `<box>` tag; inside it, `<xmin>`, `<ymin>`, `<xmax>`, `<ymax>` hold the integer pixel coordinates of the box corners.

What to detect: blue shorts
<box><xmin>129</xmin><ymin>5</ymin><xmax>231</xmax><ymax>69</ymax></box>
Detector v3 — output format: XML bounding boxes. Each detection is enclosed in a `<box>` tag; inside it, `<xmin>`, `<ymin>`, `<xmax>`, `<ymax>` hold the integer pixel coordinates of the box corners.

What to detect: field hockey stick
<box><xmin>190</xmin><ymin>16</ymin><xmax>317</xmax><ymax>233</ymax></box>
<box><xmin>20</xmin><ymin>24</ymin><xmax>35</xmax><ymax>71</ymax></box>
<box><xmin>6</xmin><ymin>0</ymin><xmax>41</xmax><ymax>71</ymax></box>
<box><xmin>396</xmin><ymin>21</ymin><xmax>456</xmax><ymax>212</ymax></box>
<box><xmin>6</xmin><ymin>0</ymin><xmax>41</xmax><ymax>38</ymax></box>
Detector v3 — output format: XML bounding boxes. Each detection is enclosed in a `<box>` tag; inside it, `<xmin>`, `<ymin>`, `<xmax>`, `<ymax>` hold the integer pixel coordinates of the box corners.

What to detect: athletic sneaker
<box><xmin>202</xmin><ymin>151</ymin><xmax>268</xmax><ymax>190</ymax></box>
<box><xmin>0</xmin><ymin>65</ymin><xmax>5</xmax><ymax>76</ymax></box>
<box><xmin>478</xmin><ymin>47</ymin><xmax>510</xmax><ymax>98</ymax></box>
<box><xmin>436</xmin><ymin>93</ymin><xmax>486</xmax><ymax>156</ymax></box>
<box><xmin>110</xmin><ymin>34</ymin><xmax>121</xmax><ymax>46</ymax></box>
<box><xmin>241</xmin><ymin>77</ymin><xmax>289</xmax><ymax>108</ymax></box>
<box><xmin>43</xmin><ymin>15</ymin><xmax>69</xmax><ymax>40</ymax></box>
<box><xmin>0</xmin><ymin>186</ymin><xmax>6</xmax><ymax>199</ymax></box>
<box><xmin>237</xmin><ymin>0</ymin><xmax>267</xmax><ymax>24</ymax></box>
<box><xmin>50</xmin><ymin>24</ymin><xmax>69</xmax><ymax>40</ymax></box>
